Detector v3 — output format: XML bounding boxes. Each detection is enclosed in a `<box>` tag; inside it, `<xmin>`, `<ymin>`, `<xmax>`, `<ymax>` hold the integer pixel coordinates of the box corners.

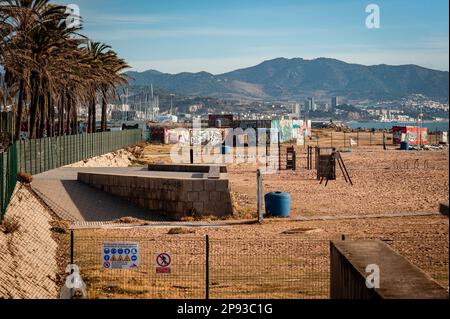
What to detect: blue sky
<box><xmin>59</xmin><ymin>0</ymin><xmax>449</xmax><ymax>73</ymax></box>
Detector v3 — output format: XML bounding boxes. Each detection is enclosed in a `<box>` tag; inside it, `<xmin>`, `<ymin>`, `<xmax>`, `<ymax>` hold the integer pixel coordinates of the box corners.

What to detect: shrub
<box><xmin>17</xmin><ymin>172</ymin><xmax>33</xmax><ymax>184</ymax></box>
<box><xmin>1</xmin><ymin>217</ymin><xmax>20</xmax><ymax>234</ymax></box>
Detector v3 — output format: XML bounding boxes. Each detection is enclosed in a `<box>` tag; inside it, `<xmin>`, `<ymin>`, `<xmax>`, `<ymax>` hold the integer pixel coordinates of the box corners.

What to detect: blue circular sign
<box><xmin>118</xmin><ymin>249</ymin><xmax>124</xmax><ymax>255</ymax></box>
<box><xmin>104</xmin><ymin>255</ymin><xmax>110</xmax><ymax>261</ymax></box>
<box><xmin>104</xmin><ymin>248</ymin><xmax>110</xmax><ymax>254</ymax></box>
<box><xmin>124</xmin><ymin>249</ymin><xmax>131</xmax><ymax>255</ymax></box>
<box><xmin>131</xmin><ymin>249</ymin><xmax>137</xmax><ymax>254</ymax></box>
<box><xmin>131</xmin><ymin>255</ymin><xmax>137</xmax><ymax>261</ymax></box>
<box><xmin>111</xmin><ymin>248</ymin><xmax>117</xmax><ymax>254</ymax></box>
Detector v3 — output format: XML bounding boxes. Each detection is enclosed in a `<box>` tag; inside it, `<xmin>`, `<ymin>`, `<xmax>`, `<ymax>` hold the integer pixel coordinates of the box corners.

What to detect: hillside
<box><xmin>127</xmin><ymin>57</ymin><xmax>449</xmax><ymax>101</ymax></box>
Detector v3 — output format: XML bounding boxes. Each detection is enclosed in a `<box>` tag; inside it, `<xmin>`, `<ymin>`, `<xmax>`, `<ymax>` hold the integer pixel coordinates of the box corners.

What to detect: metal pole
<box><xmin>257</xmin><ymin>169</ymin><xmax>263</xmax><ymax>224</ymax></box>
<box><xmin>278</xmin><ymin>131</ymin><xmax>281</xmax><ymax>172</ymax></box>
<box><xmin>70</xmin><ymin>229</ymin><xmax>74</xmax><ymax>267</ymax></box>
<box><xmin>205</xmin><ymin>235</ymin><xmax>210</xmax><ymax>300</ymax></box>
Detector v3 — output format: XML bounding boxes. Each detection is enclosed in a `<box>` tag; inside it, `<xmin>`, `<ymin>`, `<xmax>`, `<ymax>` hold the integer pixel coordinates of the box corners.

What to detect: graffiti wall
<box><xmin>393</xmin><ymin>126</ymin><xmax>428</xmax><ymax>145</ymax></box>
<box><xmin>157</xmin><ymin>119</ymin><xmax>312</xmax><ymax>146</ymax></box>
<box><xmin>271</xmin><ymin>120</ymin><xmax>312</xmax><ymax>143</ymax></box>
<box><xmin>164</xmin><ymin>128</ymin><xmax>226</xmax><ymax>146</ymax></box>
<box><xmin>148</xmin><ymin>126</ymin><xmax>166</xmax><ymax>143</ymax></box>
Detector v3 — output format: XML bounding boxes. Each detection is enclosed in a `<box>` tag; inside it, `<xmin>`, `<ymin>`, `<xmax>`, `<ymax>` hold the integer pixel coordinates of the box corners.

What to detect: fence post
<box><xmin>278</xmin><ymin>131</ymin><xmax>281</xmax><ymax>172</ymax></box>
<box><xmin>1</xmin><ymin>154</ymin><xmax>4</xmax><ymax>215</ymax></box>
<box><xmin>205</xmin><ymin>235</ymin><xmax>210</xmax><ymax>300</ymax></box>
<box><xmin>257</xmin><ymin>169</ymin><xmax>263</xmax><ymax>224</ymax></box>
<box><xmin>70</xmin><ymin>229</ymin><xmax>74</xmax><ymax>266</ymax></box>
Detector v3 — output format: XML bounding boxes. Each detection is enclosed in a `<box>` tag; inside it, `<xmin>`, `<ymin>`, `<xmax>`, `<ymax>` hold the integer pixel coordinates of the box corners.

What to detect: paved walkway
<box><xmin>32</xmin><ymin>167</ymin><xmax>168</xmax><ymax>222</ymax></box>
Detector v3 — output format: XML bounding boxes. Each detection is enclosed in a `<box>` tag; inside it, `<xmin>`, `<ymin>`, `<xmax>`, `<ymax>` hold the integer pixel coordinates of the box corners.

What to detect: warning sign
<box><xmin>102</xmin><ymin>243</ymin><xmax>139</xmax><ymax>270</ymax></box>
<box><xmin>155</xmin><ymin>253</ymin><xmax>172</xmax><ymax>274</ymax></box>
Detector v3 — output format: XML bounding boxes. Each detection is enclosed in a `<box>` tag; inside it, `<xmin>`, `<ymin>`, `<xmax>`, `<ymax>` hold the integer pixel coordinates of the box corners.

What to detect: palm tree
<box><xmin>84</xmin><ymin>41</ymin><xmax>129</xmax><ymax>132</ymax></box>
<box><xmin>0</xmin><ymin>0</ymin><xmax>129</xmax><ymax>140</ymax></box>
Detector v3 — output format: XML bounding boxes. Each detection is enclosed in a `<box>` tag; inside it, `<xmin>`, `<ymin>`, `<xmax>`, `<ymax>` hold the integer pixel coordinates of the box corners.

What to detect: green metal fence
<box><xmin>16</xmin><ymin>129</ymin><xmax>142</xmax><ymax>175</ymax></box>
<box><xmin>1</xmin><ymin>143</ymin><xmax>18</xmax><ymax>221</ymax></box>
<box><xmin>0</xmin><ymin>129</ymin><xmax>142</xmax><ymax>219</ymax></box>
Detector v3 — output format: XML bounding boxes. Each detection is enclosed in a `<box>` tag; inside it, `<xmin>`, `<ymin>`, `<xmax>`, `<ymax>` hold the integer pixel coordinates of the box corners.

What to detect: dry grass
<box><xmin>72</xmin><ymin>215</ymin><xmax>448</xmax><ymax>299</ymax></box>
<box><xmin>17</xmin><ymin>172</ymin><xmax>33</xmax><ymax>184</ymax></box>
<box><xmin>1</xmin><ymin>216</ymin><xmax>20</xmax><ymax>234</ymax></box>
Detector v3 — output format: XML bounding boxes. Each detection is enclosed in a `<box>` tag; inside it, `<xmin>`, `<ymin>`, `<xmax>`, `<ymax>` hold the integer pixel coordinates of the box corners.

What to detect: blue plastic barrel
<box><xmin>264</xmin><ymin>192</ymin><xmax>291</xmax><ymax>217</ymax></box>
<box><xmin>400</xmin><ymin>141</ymin><xmax>410</xmax><ymax>150</ymax></box>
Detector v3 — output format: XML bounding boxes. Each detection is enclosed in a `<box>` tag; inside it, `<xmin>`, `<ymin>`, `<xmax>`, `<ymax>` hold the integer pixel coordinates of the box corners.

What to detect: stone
<box><xmin>187</xmin><ymin>192</ymin><xmax>199</xmax><ymax>202</ymax></box>
<box><xmin>193</xmin><ymin>180</ymin><xmax>205</xmax><ymax>192</ymax></box>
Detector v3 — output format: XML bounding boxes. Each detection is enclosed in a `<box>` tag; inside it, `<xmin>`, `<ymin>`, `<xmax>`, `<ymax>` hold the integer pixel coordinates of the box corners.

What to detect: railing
<box><xmin>17</xmin><ymin>129</ymin><xmax>142</xmax><ymax>175</ymax></box>
<box><xmin>0</xmin><ymin>143</ymin><xmax>18</xmax><ymax>220</ymax></box>
<box><xmin>0</xmin><ymin>129</ymin><xmax>142</xmax><ymax>219</ymax></box>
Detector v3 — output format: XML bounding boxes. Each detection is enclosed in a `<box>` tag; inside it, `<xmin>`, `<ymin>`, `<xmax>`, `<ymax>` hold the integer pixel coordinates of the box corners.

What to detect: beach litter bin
<box><xmin>264</xmin><ymin>192</ymin><xmax>291</xmax><ymax>217</ymax></box>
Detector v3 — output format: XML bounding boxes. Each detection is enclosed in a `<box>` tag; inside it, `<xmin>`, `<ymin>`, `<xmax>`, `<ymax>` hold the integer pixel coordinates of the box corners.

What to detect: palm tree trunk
<box><xmin>29</xmin><ymin>72</ymin><xmax>40</xmax><ymax>139</ymax></box>
<box><xmin>66</xmin><ymin>94</ymin><xmax>72</xmax><ymax>135</ymax></box>
<box><xmin>71</xmin><ymin>98</ymin><xmax>77</xmax><ymax>134</ymax></box>
<box><xmin>48</xmin><ymin>92</ymin><xmax>54</xmax><ymax>137</ymax></box>
<box><xmin>39</xmin><ymin>93</ymin><xmax>47</xmax><ymax>138</ymax></box>
<box><xmin>58</xmin><ymin>95</ymin><xmax>64</xmax><ymax>136</ymax></box>
<box><xmin>15</xmin><ymin>79</ymin><xmax>25</xmax><ymax>140</ymax></box>
<box><xmin>91</xmin><ymin>97</ymin><xmax>96</xmax><ymax>133</ymax></box>
<box><xmin>101</xmin><ymin>90</ymin><xmax>107</xmax><ymax>132</ymax></box>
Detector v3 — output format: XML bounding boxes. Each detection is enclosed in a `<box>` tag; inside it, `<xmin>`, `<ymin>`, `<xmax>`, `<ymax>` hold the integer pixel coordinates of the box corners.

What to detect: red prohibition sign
<box><xmin>156</xmin><ymin>253</ymin><xmax>171</xmax><ymax>267</ymax></box>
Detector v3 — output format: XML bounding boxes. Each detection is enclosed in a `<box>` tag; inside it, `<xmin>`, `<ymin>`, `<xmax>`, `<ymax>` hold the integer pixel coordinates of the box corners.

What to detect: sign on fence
<box><xmin>155</xmin><ymin>253</ymin><xmax>172</xmax><ymax>274</ymax></box>
<box><xmin>102</xmin><ymin>243</ymin><xmax>139</xmax><ymax>270</ymax></box>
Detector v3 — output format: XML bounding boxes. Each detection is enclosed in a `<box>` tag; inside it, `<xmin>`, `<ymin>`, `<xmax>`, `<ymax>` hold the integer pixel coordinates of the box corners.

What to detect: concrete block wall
<box><xmin>78</xmin><ymin>172</ymin><xmax>233</xmax><ymax>219</ymax></box>
<box><xmin>330</xmin><ymin>240</ymin><xmax>449</xmax><ymax>299</ymax></box>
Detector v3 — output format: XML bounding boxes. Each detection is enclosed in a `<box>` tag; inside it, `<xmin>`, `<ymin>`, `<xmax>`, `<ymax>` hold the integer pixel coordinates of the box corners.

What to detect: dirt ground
<box><xmin>65</xmin><ymin>141</ymin><xmax>445</xmax><ymax>299</ymax></box>
<box><xmin>0</xmin><ymin>184</ymin><xmax>63</xmax><ymax>299</ymax></box>
<box><xmin>3</xmin><ymin>138</ymin><xmax>446</xmax><ymax>300</ymax></box>
<box><xmin>73</xmin><ymin>215</ymin><xmax>448</xmax><ymax>299</ymax></box>
<box><xmin>140</xmin><ymin>143</ymin><xmax>449</xmax><ymax>219</ymax></box>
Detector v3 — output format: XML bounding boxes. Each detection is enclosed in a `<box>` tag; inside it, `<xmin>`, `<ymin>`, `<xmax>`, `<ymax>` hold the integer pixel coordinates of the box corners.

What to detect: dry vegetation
<box><xmin>73</xmin><ymin>215</ymin><xmax>448</xmax><ymax>299</ymax></box>
<box><xmin>71</xmin><ymin>140</ymin><xmax>448</xmax><ymax>299</ymax></box>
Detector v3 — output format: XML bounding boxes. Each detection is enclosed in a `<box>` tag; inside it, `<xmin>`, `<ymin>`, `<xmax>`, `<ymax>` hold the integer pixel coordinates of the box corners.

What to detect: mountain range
<box><xmin>126</xmin><ymin>58</ymin><xmax>449</xmax><ymax>101</ymax></box>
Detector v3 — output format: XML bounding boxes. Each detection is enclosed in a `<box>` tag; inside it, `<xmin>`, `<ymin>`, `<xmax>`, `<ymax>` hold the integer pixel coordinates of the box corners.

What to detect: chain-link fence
<box><xmin>72</xmin><ymin>230</ymin><xmax>449</xmax><ymax>300</ymax></box>
<box><xmin>304</xmin><ymin>130</ymin><xmax>447</xmax><ymax>149</ymax></box>
<box><xmin>0</xmin><ymin>129</ymin><xmax>142</xmax><ymax>219</ymax></box>
<box><xmin>72</xmin><ymin>232</ymin><xmax>332</xmax><ymax>299</ymax></box>
<box><xmin>0</xmin><ymin>143</ymin><xmax>18</xmax><ymax>220</ymax></box>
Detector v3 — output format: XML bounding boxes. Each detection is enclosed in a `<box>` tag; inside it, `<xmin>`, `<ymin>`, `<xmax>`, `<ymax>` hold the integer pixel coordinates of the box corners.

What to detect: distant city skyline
<box><xmin>60</xmin><ymin>0</ymin><xmax>449</xmax><ymax>73</ymax></box>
